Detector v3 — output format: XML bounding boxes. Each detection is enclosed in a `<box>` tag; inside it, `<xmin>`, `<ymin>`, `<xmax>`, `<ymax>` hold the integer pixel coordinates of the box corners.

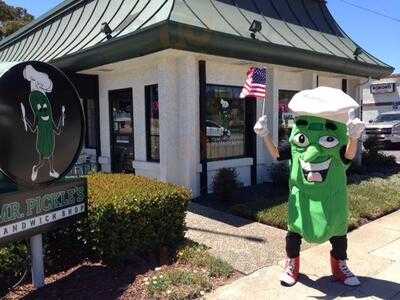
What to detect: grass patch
<box><xmin>146</xmin><ymin>268</ymin><xmax>212</xmax><ymax>300</ymax></box>
<box><xmin>143</xmin><ymin>242</ymin><xmax>235</xmax><ymax>299</ymax></box>
<box><xmin>231</xmin><ymin>174</ymin><xmax>400</xmax><ymax>231</ymax></box>
<box><xmin>177</xmin><ymin>243</ymin><xmax>234</xmax><ymax>278</ymax></box>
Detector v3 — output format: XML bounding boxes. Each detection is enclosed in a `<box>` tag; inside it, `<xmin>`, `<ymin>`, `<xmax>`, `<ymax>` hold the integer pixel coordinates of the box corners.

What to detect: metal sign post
<box><xmin>30</xmin><ymin>234</ymin><xmax>45</xmax><ymax>288</ymax></box>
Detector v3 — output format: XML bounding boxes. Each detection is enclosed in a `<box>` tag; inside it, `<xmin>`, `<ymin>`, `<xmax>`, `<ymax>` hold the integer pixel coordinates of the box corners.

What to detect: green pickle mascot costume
<box><xmin>254</xmin><ymin>87</ymin><xmax>365</xmax><ymax>287</ymax></box>
<box><xmin>21</xmin><ymin>65</ymin><xmax>65</xmax><ymax>182</ymax></box>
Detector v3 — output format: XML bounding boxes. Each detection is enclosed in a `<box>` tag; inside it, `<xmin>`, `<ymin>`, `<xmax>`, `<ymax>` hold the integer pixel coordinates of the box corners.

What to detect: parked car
<box><xmin>364</xmin><ymin>111</ymin><xmax>400</xmax><ymax>145</ymax></box>
<box><xmin>206</xmin><ymin>120</ymin><xmax>231</xmax><ymax>140</ymax></box>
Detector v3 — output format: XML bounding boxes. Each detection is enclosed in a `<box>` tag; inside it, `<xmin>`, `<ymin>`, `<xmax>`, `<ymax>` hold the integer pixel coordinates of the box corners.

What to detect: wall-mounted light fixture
<box><xmin>249</xmin><ymin>20</ymin><xmax>262</xmax><ymax>39</ymax></box>
<box><xmin>101</xmin><ymin>22</ymin><xmax>113</xmax><ymax>40</ymax></box>
<box><xmin>353</xmin><ymin>46</ymin><xmax>363</xmax><ymax>61</ymax></box>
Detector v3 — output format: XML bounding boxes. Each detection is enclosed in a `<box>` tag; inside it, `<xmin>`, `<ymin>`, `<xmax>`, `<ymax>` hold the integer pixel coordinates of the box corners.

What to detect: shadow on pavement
<box><xmin>298</xmin><ymin>274</ymin><xmax>400</xmax><ymax>299</ymax></box>
<box><xmin>188</xmin><ymin>202</ymin><xmax>254</xmax><ymax>227</ymax></box>
<box><xmin>186</xmin><ymin>226</ymin><xmax>266</xmax><ymax>243</ymax></box>
<box><xmin>191</xmin><ymin>183</ymin><xmax>288</xmax><ymax>228</ymax></box>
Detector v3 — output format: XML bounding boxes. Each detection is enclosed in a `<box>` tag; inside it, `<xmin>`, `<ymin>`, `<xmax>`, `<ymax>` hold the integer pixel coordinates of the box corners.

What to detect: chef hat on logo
<box><xmin>288</xmin><ymin>86</ymin><xmax>359</xmax><ymax>124</ymax></box>
<box><xmin>23</xmin><ymin>65</ymin><xmax>53</xmax><ymax>93</ymax></box>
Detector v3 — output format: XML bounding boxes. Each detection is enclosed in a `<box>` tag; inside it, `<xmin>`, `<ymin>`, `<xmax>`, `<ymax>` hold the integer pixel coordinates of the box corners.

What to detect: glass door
<box><xmin>109</xmin><ymin>88</ymin><xmax>135</xmax><ymax>173</ymax></box>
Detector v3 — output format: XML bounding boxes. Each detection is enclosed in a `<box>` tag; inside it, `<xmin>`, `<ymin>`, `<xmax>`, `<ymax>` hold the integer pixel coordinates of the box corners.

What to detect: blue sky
<box><xmin>6</xmin><ymin>0</ymin><xmax>400</xmax><ymax>72</ymax></box>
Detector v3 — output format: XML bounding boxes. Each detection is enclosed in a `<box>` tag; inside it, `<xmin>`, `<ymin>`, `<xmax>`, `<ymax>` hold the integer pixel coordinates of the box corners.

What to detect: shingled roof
<box><xmin>0</xmin><ymin>0</ymin><xmax>393</xmax><ymax>78</ymax></box>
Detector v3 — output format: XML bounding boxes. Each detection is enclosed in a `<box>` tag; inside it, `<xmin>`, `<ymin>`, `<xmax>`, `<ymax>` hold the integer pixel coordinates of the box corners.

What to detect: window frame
<box><xmin>145</xmin><ymin>84</ymin><xmax>160</xmax><ymax>162</ymax></box>
<box><xmin>205</xmin><ymin>83</ymin><xmax>250</xmax><ymax>162</ymax></box>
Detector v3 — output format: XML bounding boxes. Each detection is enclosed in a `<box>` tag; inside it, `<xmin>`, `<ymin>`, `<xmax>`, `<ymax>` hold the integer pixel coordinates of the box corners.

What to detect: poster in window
<box><xmin>279</xmin><ymin>90</ymin><xmax>298</xmax><ymax>144</ymax></box>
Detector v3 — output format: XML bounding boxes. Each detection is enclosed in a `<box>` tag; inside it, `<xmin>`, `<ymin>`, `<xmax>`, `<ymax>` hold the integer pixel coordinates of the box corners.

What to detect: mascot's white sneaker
<box><xmin>49</xmin><ymin>170</ymin><xmax>60</xmax><ymax>178</ymax></box>
<box><xmin>31</xmin><ymin>165</ymin><xmax>38</xmax><ymax>181</ymax></box>
<box><xmin>280</xmin><ymin>256</ymin><xmax>300</xmax><ymax>286</ymax></box>
<box><xmin>331</xmin><ymin>255</ymin><xmax>360</xmax><ymax>286</ymax></box>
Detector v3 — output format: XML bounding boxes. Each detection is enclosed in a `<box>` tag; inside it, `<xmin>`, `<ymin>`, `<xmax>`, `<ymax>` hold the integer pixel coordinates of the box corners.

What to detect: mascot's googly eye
<box><xmin>293</xmin><ymin>133</ymin><xmax>310</xmax><ymax>148</ymax></box>
<box><xmin>37</xmin><ymin>104</ymin><xmax>42</xmax><ymax>110</ymax></box>
<box><xmin>319</xmin><ymin>136</ymin><xmax>339</xmax><ymax>149</ymax></box>
<box><xmin>43</xmin><ymin>103</ymin><xmax>47</xmax><ymax>109</ymax></box>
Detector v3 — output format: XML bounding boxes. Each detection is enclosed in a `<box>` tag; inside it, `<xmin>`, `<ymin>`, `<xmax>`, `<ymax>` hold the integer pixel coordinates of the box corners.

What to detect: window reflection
<box><xmin>279</xmin><ymin>90</ymin><xmax>298</xmax><ymax>145</ymax></box>
<box><xmin>206</xmin><ymin>85</ymin><xmax>246</xmax><ymax>160</ymax></box>
<box><xmin>145</xmin><ymin>85</ymin><xmax>160</xmax><ymax>162</ymax></box>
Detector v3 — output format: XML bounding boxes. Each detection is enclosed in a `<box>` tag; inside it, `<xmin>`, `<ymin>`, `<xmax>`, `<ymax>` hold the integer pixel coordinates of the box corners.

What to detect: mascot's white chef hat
<box><xmin>23</xmin><ymin>65</ymin><xmax>53</xmax><ymax>93</ymax></box>
<box><xmin>288</xmin><ymin>86</ymin><xmax>359</xmax><ymax>124</ymax></box>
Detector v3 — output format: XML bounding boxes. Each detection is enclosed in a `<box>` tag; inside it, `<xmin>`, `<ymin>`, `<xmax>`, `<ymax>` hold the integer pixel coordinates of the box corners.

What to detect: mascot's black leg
<box><xmin>281</xmin><ymin>231</ymin><xmax>302</xmax><ymax>286</ymax></box>
<box><xmin>286</xmin><ymin>231</ymin><xmax>302</xmax><ymax>258</ymax></box>
<box><xmin>329</xmin><ymin>235</ymin><xmax>360</xmax><ymax>286</ymax></box>
<box><xmin>330</xmin><ymin>235</ymin><xmax>348</xmax><ymax>260</ymax></box>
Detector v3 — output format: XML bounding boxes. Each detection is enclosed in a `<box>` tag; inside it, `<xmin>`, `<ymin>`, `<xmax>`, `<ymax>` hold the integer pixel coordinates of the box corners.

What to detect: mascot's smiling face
<box><xmin>289</xmin><ymin>115</ymin><xmax>349</xmax><ymax>190</ymax></box>
<box><xmin>30</xmin><ymin>92</ymin><xmax>53</xmax><ymax>123</ymax></box>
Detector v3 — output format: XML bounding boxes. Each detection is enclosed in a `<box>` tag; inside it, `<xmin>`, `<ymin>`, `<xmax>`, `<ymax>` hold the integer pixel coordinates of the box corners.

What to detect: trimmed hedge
<box><xmin>0</xmin><ymin>174</ymin><xmax>191</xmax><ymax>295</ymax></box>
<box><xmin>81</xmin><ymin>173</ymin><xmax>191</xmax><ymax>263</ymax></box>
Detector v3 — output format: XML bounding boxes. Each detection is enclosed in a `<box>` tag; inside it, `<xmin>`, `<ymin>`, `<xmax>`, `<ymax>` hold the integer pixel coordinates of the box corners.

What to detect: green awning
<box><xmin>0</xmin><ymin>0</ymin><xmax>393</xmax><ymax>78</ymax></box>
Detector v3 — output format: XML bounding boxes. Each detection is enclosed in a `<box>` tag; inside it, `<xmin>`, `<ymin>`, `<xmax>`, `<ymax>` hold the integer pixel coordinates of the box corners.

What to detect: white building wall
<box><xmin>318</xmin><ymin>75</ymin><xmax>342</xmax><ymax>89</ymax></box>
<box><xmin>97</xmin><ymin>59</ymin><xmax>160</xmax><ymax>178</ymax></box>
<box><xmin>176</xmin><ymin>55</ymin><xmax>201</xmax><ymax>196</ymax></box>
<box><xmin>95</xmin><ymin>52</ymin><xmax>201</xmax><ymax>194</ymax></box>
<box><xmin>90</xmin><ymin>49</ymin><xmax>363</xmax><ymax>198</ymax></box>
<box><xmin>362</xmin><ymin>77</ymin><xmax>400</xmax><ymax>122</ymax></box>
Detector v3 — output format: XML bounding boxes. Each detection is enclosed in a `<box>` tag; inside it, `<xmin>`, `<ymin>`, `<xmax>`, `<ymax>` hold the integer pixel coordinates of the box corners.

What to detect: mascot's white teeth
<box><xmin>300</xmin><ymin>159</ymin><xmax>331</xmax><ymax>183</ymax></box>
<box><xmin>41</xmin><ymin>116</ymin><xmax>49</xmax><ymax>121</ymax></box>
<box><xmin>300</xmin><ymin>159</ymin><xmax>331</xmax><ymax>172</ymax></box>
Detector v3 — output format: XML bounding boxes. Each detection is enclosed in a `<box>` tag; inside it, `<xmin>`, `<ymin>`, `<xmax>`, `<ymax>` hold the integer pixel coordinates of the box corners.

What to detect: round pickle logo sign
<box><xmin>0</xmin><ymin>61</ymin><xmax>85</xmax><ymax>186</ymax></box>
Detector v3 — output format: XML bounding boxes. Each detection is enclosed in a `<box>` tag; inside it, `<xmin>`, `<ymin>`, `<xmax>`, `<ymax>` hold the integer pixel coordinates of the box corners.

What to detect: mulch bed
<box><xmin>3</xmin><ymin>254</ymin><xmax>241</xmax><ymax>300</ymax></box>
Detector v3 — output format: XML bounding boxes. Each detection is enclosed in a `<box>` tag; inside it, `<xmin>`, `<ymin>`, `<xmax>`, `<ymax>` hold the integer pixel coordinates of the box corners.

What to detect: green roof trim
<box><xmin>0</xmin><ymin>0</ymin><xmax>393</xmax><ymax>78</ymax></box>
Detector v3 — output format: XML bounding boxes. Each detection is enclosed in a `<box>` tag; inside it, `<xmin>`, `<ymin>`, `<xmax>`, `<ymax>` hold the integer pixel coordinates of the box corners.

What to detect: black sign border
<box><xmin>0</xmin><ymin>61</ymin><xmax>86</xmax><ymax>188</ymax></box>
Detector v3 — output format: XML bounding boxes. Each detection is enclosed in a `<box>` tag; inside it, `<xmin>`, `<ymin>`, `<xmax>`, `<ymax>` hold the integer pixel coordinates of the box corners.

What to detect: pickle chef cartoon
<box><xmin>254</xmin><ymin>87</ymin><xmax>365</xmax><ymax>287</ymax></box>
<box><xmin>20</xmin><ymin>65</ymin><xmax>66</xmax><ymax>182</ymax></box>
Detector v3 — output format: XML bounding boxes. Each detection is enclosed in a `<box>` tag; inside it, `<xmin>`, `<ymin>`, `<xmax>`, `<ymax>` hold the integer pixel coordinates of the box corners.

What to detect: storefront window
<box><xmin>206</xmin><ymin>85</ymin><xmax>246</xmax><ymax>160</ymax></box>
<box><xmin>145</xmin><ymin>85</ymin><xmax>160</xmax><ymax>162</ymax></box>
<box><xmin>278</xmin><ymin>90</ymin><xmax>298</xmax><ymax>144</ymax></box>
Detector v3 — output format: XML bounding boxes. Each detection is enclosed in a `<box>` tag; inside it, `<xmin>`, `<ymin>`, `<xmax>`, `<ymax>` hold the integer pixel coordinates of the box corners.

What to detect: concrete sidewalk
<box><xmin>185</xmin><ymin>203</ymin><xmax>312</xmax><ymax>274</ymax></box>
<box><xmin>207</xmin><ymin>210</ymin><xmax>400</xmax><ymax>300</ymax></box>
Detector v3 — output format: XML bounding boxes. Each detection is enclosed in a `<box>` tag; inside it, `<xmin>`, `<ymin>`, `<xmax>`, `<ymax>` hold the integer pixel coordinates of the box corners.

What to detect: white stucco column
<box><xmin>176</xmin><ymin>55</ymin><xmax>200</xmax><ymax>196</ymax></box>
<box><xmin>98</xmin><ymin>73</ymin><xmax>112</xmax><ymax>172</ymax></box>
<box><xmin>302</xmin><ymin>70</ymin><xmax>318</xmax><ymax>89</ymax></box>
<box><xmin>256</xmin><ymin>67</ymin><xmax>275</xmax><ymax>183</ymax></box>
<box><xmin>158</xmin><ymin>56</ymin><xmax>180</xmax><ymax>184</ymax></box>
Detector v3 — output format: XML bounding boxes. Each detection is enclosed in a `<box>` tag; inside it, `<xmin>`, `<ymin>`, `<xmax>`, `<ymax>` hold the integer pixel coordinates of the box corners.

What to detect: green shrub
<box><xmin>79</xmin><ymin>174</ymin><xmax>191</xmax><ymax>264</ymax></box>
<box><xmin>362</xmin><ymin>135</ymin><xmax>397</xmax><ymax>172</ymax></box>
<box><xmin>212</xmin><ymin>168</ymin><xmax>242</xmax><ymax>201</ymax></box>
<box><xmin>0</xmin><ymin>174</ymin><xmax>191</xmax><ymax>294</ymax></box>
<box><xmin>362</xmin><ymin>151</ymin><xmax>397</xmax><ymax>171</ymax></box>
<box><xmin>0</xmin><ymin>242</ymin><xmax>29</xmax><ymax>296</ymax></box>
<box><xmin>363</xmin><ymin>135</ymin><xmax>382</xmax><ymax>154</ymax></box>
<box><xmin>270</xmin><ymin>162</ymin><xmax>290</xmax><ymax>187</ymax></box>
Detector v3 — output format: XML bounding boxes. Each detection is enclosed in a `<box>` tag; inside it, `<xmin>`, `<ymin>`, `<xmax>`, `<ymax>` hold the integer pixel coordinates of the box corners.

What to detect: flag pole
<box><xmin>261</xmin><ymin>96</ymin><xmax>267</xmax><ymax>116</ymax></box>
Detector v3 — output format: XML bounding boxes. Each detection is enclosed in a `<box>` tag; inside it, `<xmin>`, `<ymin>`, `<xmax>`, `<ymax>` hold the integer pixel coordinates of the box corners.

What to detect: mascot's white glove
<box><xmin>347</xmin><ymin>118</ymin><xmax>365</xmax><ymax>140</ymax></box>
<box><xmin>254</xmin><ymin>115</ymin><xmax>270</xmax><ymax>137</ymax></box>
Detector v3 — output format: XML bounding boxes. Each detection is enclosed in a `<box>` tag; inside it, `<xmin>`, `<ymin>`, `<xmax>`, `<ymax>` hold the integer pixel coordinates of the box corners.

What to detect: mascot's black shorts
<box><xmin>286</xmin><ymin>231</ymin><xmax>348</xmax><ymax>260</ymax></box>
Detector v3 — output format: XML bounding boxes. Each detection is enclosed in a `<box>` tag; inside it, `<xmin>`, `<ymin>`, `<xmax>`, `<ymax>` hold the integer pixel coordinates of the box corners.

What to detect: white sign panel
<box><xmin>370</xmin><ymin>83</ymin><xmax>395</xmax><ymax>94</ymax></box>
<box><xmin>0</xmin><ymin>204</ymin><xmax>85</xmax><ymax>239</ymax></box>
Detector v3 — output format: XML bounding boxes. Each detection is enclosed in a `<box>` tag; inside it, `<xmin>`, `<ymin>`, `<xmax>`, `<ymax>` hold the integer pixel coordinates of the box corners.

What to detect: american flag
<box><xmin>240</xmin><ymin>67</ymin><xmax>267</xmax><ymax>99</ymax></box>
